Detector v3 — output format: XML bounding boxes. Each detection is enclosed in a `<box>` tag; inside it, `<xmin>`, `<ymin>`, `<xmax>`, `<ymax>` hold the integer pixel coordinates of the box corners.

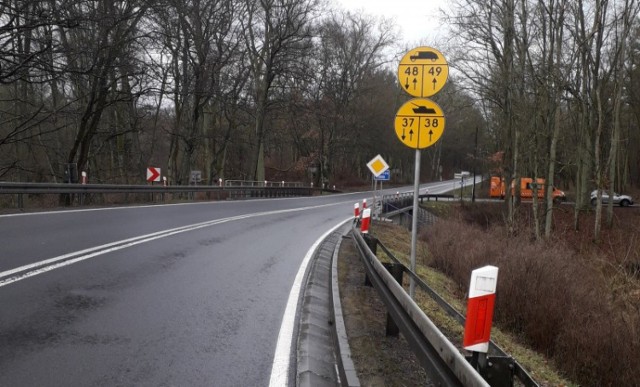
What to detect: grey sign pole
<box><xmin>410</xmin><ymin>148</ymin><xmax>421</xmax><ymax>298</ymax></box>
<box><xmin>395</xmin><ymin>46</ymin><xmax>448</xmax><ymax>299</ymax></box>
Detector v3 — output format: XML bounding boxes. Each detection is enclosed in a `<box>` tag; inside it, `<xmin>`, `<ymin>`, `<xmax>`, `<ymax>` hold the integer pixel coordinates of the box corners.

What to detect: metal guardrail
<box><xmin>383</xmin><ymin>205</ymin><xmax>437</xmax><ymax>232</ymax></box>
<box><xmin>0</xmin><ymin>182</ymin><xmax>210</xmax><ymax>194</ymax></box>
<box><xmin>350</xmin><ymin>223</ymin><xmax>489</xmax><ymax>386</ymax></box>
<box><xmin>375</xmin><ymin>239</ymin><xmax>539</xmax><ymax>387</ymax></box>
<box><xmin>350</xmin><ymin>218</ymin><xmax>539</xmax><ymax>386</ymax></box>
<box><xmin>381</xmin><ymin>192</ymin><xmax>456</xmax><ymax>209</ymax></box>
<box><xmin>0</xmin><ymin>182</ymin><xmax>323</xmax><ymax>209</ymax></box>
<box><xmin>419</xmin><ymin>193</ymin><xmax>455</xmax><ymax>202</ymax></box>
<box><xmin>0</xmin><ymin>181</ymin><xmax>313</xmax><ymax>194</ymax></box>
<box><xmin>380</xmin><ymin>195</ymin><xmax>441</xmax><ymax>231</ymax></box>
<box><xmin>224</xmin><ymin>180</ymin><xmax>304</xmax><ymax>188</ymax></box>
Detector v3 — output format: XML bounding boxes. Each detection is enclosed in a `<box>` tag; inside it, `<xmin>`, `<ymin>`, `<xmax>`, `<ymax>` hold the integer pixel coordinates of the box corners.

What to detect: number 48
<box><xmin>404</xmin><ymin>67</ymin><xmax>419</xmax><ymax>76</ymax></box>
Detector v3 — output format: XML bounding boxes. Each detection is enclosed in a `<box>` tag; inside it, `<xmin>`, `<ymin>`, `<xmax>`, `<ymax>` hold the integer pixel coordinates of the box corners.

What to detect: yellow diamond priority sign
<box><xmin>366</xmin><ymin>154</ymin><xmax>389</xmax><ymax>177</ymax></box>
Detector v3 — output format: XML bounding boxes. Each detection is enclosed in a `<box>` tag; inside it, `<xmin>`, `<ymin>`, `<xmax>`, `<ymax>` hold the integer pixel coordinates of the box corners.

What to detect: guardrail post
<box><xmin>382</xmin><ymin>262</ymin><xmax>403</xmax><ymax>337</ymax></box>
<box><xmin>363</xmin><ymin>234</ymin><xmax>377</xmax><ymax>287</ymax></box>
<box><xmin>363</xmin><ymin>233</ymin><xmax>377</xmax><ymax>253</ymax></box>
<box><xmin>466</xmin><ymin>354</ymin><xmax>515</xmax><ymax>387</ymax></box>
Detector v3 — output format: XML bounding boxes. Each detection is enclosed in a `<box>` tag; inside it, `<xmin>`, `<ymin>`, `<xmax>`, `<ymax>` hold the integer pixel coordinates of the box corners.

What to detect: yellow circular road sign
<box><xmin>394</xmin><ymin>98</ymin><xmax>446</xmax><ymax>149</ymax></box>
<box><xmin>397</xmin><ymin>46</ymin><xmax>449</xmax><ymax>98</ymax></box>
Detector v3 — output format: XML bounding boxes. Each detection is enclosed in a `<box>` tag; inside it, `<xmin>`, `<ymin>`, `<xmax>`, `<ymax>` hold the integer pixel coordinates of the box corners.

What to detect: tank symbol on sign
<box><xmin>409</xmin><ymin>51</ymin><xmax>439</xmax><ymax>62</ymax></box>
<box><xmin>411</xmin><ymin>103</ymin><xmax>436</xmax><ymax>114</ymax></box>
<box><xmin>394</xmin><ymin>98</ymin><xmax>445</xmax><ymax>149</ymax></box>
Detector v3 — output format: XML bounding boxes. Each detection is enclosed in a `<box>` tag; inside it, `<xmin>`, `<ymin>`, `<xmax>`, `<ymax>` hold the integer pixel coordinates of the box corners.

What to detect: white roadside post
<box><xmin>463</xmin><ymin>265</ymin><xmax>499</xmax><ymax>372</ymax></box>
<box><xmin>360</xmin><ymin>208</ymin><xmax>371</xmax><ymax>234</ymax></box>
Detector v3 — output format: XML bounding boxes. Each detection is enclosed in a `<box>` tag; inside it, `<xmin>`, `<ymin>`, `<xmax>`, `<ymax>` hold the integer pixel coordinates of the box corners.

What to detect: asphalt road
<box><xmin>0</xmin><ymin>181</ymin><xmax>462</xmax><ymax>386</ymax></box>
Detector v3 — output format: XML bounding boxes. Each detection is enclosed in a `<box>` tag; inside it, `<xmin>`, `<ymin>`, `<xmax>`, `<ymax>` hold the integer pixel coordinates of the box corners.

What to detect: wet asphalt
<box><xmin>0</xmin><ymin>182</ymin><xmax>456</xmax><ymax>386</ymax></box>
<box><xmin>0</xmin><ymin>196</ymin><xmax>356</xmax><ymax>386</ymax></box>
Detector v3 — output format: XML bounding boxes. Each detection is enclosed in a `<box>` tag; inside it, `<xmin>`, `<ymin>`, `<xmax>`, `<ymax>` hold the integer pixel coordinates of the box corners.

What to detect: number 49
<box><xmin>429</xmin><ymin>67</ymin><xmax>442</xmax><ymax>76</ymax></box>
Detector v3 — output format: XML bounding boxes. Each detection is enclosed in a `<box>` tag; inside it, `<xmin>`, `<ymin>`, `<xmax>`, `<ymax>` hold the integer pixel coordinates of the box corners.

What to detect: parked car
<box><xmin>590</xmin><ymin>190</ymin><xmax>634</xmax><ymax>207</ymax></box>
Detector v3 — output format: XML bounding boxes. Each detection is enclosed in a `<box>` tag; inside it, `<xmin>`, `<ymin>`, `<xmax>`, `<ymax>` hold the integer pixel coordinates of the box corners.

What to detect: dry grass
<box><xmin>370</xmin><ymin>221</ymin><xmax>574</xmax><ymax>386</ymax></box>
<box><xmin>419</xmin><ymin>202</ymin><xmax>640</xmax><ymax>386</ymax></box>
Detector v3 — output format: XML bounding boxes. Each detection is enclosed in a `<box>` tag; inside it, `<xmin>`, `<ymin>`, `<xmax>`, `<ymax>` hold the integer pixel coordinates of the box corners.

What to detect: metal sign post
<box><xmin>374</xmin><ymin>169</ymin><xmax>390</xmax><ymax>217</ymax></box>
<box><xmin>395</xmin><ymin>46</ymin><xmax>449</xmax><ymax>299</ymax></box>
<box><xmin>372</xmin><ymin>176</ymin><xmax>378</xmax><ymax>218</ymax></box>
<box><xmin>409</xmin><ymin>149</ymin><xmax>421</xmax><ymax>297</ymax></box>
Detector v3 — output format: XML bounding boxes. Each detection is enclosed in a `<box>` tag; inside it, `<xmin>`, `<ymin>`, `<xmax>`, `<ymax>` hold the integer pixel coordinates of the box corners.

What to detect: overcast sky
<box><xmin>331</xmin><ymin>0</ymin><xmax>452</xmax><ymax>46</ymax></box>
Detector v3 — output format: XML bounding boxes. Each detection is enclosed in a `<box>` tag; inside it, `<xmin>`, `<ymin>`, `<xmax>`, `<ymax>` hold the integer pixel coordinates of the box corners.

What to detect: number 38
<box><xmin>424</xmin><ymin>118</ymin><xmax>439</xmax><ymax>128</ymax></box>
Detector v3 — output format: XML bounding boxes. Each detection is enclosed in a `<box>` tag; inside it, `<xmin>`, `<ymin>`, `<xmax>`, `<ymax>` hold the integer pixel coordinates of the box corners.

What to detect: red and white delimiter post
<box><xmin>463</xmin><ymin>265</ymin><xmax>499</xmax><ymax>353</ymax></box>
<box><xmin>354</xmin><ymin>202</ymin><xmax>360</xmax><ymax>218</ymax></box>
<box><xmin>360</xmin><ymin>208</ymin><xmax>371</xmax><ymax>234</ymax></box>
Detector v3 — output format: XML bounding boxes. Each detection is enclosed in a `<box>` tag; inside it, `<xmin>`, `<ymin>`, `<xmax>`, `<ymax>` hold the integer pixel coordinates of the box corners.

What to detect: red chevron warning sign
<box><xmin>146</xmin><ymin>167</ymin><xmax>161</xmax><ymax>182</ymax></box>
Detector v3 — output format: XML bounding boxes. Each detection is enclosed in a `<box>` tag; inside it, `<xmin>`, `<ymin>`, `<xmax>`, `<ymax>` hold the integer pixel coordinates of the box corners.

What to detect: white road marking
<box><xmin>268</xmin><ymin>218</ymin><xmax>351</xmax><ymax>387</ymax></box>
<box><xmin>0</xmin><ymin>202</ymin><xmax>349</xmax><ymax>288</ymax></box>
<box><xmin>0</xmin><ymin>202</ymin><xmax>218</xmax><ymax>218</ymax></box>
<box><xmin>0</xmin><ymin>190</ymin><xmax>369</xmax><ymax>218</ymax></box>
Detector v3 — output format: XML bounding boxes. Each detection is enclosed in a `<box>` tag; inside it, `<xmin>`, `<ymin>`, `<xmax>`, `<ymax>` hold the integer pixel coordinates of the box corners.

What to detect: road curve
<box><xmin>0</xmin><ymin>182</ymin><xmax>456</xmax><ymax>386</ymax></box>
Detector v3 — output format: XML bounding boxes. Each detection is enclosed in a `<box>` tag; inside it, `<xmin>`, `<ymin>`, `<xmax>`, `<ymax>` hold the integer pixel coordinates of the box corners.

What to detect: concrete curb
<box><xmin>296</xmin><ymin>222</ymin><xmax>360</xmax><ymax>387</ymax></box>
<box><xmin>331</xmin><ymin>228</ymin><xmax>360</xmax><ymax>386</ymax></box>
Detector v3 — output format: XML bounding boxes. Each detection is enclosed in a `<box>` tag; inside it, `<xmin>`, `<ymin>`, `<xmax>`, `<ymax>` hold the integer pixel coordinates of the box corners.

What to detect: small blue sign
<box><xmin>375</xmin><ymin>169</ymin><xmax>390</xmax><ymax>181</ymax></box>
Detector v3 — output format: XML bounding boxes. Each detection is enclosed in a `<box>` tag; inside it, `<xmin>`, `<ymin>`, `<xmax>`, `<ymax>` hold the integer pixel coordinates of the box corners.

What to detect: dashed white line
<box><xmin>0</xmin><ymin>202</ymin><xmax>350</xmax><ymax>288</ymax></box>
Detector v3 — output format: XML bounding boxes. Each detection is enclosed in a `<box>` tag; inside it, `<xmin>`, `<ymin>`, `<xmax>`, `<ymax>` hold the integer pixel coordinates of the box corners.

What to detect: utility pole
<box><xmin>472</xmin><ymin>126</ymin><xmax>478</xmax><ymax>202</ymax></box>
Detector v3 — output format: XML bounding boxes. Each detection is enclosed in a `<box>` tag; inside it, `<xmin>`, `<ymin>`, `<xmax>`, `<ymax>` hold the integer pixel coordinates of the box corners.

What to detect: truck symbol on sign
<box><xmin>411</xmin><ymin>103</ymin><xmax>436</xmax><ymax>114</ymax></box>
<box><xmin>410</xmin><ymin>51</ymin><xmax>439</xmax><ymax>61</ymax></box>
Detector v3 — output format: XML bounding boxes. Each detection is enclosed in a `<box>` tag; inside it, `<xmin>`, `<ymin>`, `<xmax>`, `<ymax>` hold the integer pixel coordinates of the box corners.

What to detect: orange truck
<box><xmin>490</xmin><ymin>176</ymin><xmax>566</xmax><ymax>202</ymax></box>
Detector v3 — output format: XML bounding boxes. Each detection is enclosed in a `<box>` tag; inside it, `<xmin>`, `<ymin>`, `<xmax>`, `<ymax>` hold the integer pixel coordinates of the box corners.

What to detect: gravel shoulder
<box><xmin>337</xmin><ymin>234</ymin><xmax>431</xmax><ymax>386</ymax></box>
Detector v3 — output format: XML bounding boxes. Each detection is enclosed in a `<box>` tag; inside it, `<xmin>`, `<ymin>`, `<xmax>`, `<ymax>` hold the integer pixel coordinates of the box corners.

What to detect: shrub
<box><xmin>421</xmin><ymin>205</ymin><xmax>640</xmax><ymax>386</ymax></box>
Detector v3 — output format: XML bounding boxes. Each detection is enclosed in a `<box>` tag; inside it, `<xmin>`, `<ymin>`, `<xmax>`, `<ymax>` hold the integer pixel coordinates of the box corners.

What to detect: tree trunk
<box><xmin>544</xmin><ymin>0</ymin><xmax>566</xmax><ymax>238</ymax></box>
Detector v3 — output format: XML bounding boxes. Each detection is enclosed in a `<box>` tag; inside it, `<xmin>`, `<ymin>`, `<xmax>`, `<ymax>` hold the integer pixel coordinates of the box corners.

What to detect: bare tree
<box><xmin>153</xmin><ymin>0</ymin><xmax>241</xmax><ymax>185</ymax></box>
<box><xmin>566</xmin><ymin>0</ymin><xmax>635</xmax><ymax>240</ymax></box>
<box><xmin>449</xmin><ymin>0</ymin><xmax>519</xmax><ymax>232</ymax></box>
<box><xmin>539</xmin><ymin>0</ymin><xmax>569</xmax><ymax>238</ymax></box>
<box><xmin>0</xmin><ymin>0</ymin><xmax>80</xmax><ymax>180</ymax></box>
<box><xmin>605</xmin><ymin>0</ymin><xmax>639</xmax><ymax>226</ymax></box>
<box><xmin>60</xmin><ymin>1</ymin><xmax>150</xmax><ymax>176</ymax></box>
<box><xmin>309</xmin><ymin>10</ymin><xmax>395</xmax><ymax>186</ymax></box>
<box><xmin>240</xmin><ymin>0</ymin><xmax>317</xmax><ymax>182</ymax></box>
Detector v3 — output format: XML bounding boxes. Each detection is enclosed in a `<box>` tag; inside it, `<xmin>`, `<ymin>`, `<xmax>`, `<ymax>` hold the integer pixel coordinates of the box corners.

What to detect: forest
<box><xmin>2</xmin><ymin>0</ymin><xmax>640</xmax><ymax>238</ymax></box>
